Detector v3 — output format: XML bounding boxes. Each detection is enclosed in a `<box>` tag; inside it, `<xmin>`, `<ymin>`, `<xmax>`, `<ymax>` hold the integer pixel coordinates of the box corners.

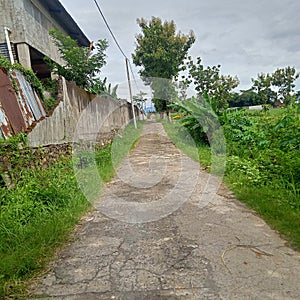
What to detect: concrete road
<box><xmin>31</xmin><ymin>122</ymin><xmax>300</xmax><ymax>299</ymax></box>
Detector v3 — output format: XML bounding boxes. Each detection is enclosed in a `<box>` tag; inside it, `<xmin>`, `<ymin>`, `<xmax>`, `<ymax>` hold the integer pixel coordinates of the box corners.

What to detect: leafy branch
<box><xmin>45</xmin><ymin>29</ymin><xmax>108</xmax><ymax>91</ymax></box>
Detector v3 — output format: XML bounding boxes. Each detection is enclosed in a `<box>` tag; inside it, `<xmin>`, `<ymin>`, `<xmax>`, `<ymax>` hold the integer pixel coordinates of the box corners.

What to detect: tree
<box><xmin>45</xmin><ymin>29</ymin><xmax>108</xmax><ymax>90</ymax></box>
<box><xmin>295</xmin><ymin>90</ymin><xmax>300</xmax><ymax>101</ymax></box>
<box><xmin>184</xmin><ymin>57</ymin><xmax>239</xmax><ymax>113</ymax></box>
<box><xmin>251</xmin><ymin>73</ymin><xmax>277</xmax><ymax>105</ymax></box>
<box><xmin>151</xmin><ymin>78</ymin><xmax>178</xmax><ymax>113</ymax></box>
<box><xmin>251</xmin><ymin>67</ymin><xmax>299</xmax><ymax>106</ymax></box>
<box><xmin>89</xmin><ymin>77</ymin><xmax>119</xmax><ymax>99</ymax></box>
<box><xmin>229</xmin><ymin>89</ymin><xmax>262</xmax><ymax>107</ymax></box>
<box><xmin>272</xmin><ymin>67</ymin><xmax>299</xmax><ymax>106</ymax></box>
<box><xmin>132</xmin><ymin>17</ymin><xmax>195</xmax><ymax>112</ymax></box>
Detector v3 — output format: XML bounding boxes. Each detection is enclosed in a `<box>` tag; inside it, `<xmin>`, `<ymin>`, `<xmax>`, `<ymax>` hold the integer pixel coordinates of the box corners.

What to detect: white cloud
<box><xmin>60</xmin><ymin>0</ymin><xmax>300</xmax><ymax>92</ymax></box>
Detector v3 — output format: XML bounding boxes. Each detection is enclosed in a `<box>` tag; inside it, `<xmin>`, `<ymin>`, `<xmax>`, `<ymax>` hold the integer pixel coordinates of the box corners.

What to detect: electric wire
<box><xmin>93</xmin><ymin>0</ymin><xmax>127</xmax><ymax>59</ymax></box>
<box><xmin>92</xmin><ymin>0</ymin><xmax>140</xmax><ymax>92</ymax></box>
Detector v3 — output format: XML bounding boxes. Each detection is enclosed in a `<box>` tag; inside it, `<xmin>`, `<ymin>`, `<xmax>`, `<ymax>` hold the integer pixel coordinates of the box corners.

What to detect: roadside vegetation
<box><xmin>132</xmin><ymin>16</ymin><xmax>300</xmax><ymax>250</ymax></box>
<box><xmin>46</xmin><ymin>29</ymin><xmax>119</xmax><ymax>99</ymax></box>
<box><xmin>0</xmin><ymin>12</ymin><xmax>299</xmax><ymax>297</ymax></box>
<box><xmin>0</xmin><ymin>122</ymin><xmax>142</xmax><ymax>299</ymax></box>
<box><xmin>164</xmin><ymin>105</ymin><xmax>300</xmax><ymax>249</ymax></box>
<box><xmin>0</xmin><ymin>24</ymin><xmax>143</xmax><ymax>298</ymax></box>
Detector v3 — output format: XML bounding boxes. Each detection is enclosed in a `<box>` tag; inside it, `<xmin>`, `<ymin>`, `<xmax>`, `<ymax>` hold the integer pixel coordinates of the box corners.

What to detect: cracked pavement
<box><xmin>31</xmin><ymin>121</ymin><xmax>300</xmax><ymax>299</ymax></box>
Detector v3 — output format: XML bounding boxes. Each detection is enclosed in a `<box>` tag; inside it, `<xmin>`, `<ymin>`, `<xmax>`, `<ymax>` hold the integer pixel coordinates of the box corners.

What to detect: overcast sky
<box><xmin>60</xmin><ymin>0</ymin><xmax>300</xmax><ymax>96</ymax></box>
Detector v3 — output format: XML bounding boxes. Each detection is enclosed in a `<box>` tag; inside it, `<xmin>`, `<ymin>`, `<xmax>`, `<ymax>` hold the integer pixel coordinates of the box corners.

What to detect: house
<box><xmin>0</xmin><ymin>0</ymin><xmax>90</xmax><ymax>80</ymax></box>
<box><xmin>274</xmin><ymin>100</ymin><xmax>284</xmax><ymax>108</ymax></box>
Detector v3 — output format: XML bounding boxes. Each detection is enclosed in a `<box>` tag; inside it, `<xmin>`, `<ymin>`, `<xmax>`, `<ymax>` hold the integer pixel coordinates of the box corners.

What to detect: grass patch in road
<box><xmin>0</xmin><ymin>121</ymin><xmax>143</xmax><ymax>299</ymax></box>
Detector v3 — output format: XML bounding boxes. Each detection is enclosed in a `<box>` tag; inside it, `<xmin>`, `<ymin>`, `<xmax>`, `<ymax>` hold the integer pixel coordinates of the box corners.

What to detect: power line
<box><xmin>92</xmin><ymin>0</ymin><xmax>140</xmax><ymax>92</ymax></box>
<box><xmin>93</xmin><ymin>0</ymin><xmax>127</xmax><ymax>59</ymax></box>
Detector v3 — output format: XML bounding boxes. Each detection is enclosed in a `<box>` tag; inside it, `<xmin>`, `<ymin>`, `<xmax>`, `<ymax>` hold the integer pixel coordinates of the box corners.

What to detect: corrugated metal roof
<box><xmin>0</xmin><ymin>68</ymin><xmax>47</xmax><ymax>139</ymax></box>
<box><xmin>13</xmin><ymin>70</ymin><xmax>46</xmax><ymax>121</ymax></box>
<box><xmin>0</xmin><ymin>68</ymin><xmax>27</xmax><ymax>135</ymax></box>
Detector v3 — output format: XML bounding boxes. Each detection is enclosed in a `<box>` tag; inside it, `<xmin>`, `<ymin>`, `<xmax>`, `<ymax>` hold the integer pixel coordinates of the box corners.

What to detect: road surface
<box><xmin>31</xmin><ymin>121</ymin><xmax>300</xmax><ymax>299</ymax></box>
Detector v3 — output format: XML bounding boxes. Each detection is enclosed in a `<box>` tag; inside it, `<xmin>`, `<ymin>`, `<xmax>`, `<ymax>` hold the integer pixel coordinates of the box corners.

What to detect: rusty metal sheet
<box><xmin>0</xmin><ymin>68</ymin><xmax>26</xmax><ymax>135</ymax></box>
<box><xmin>0</xmin><ymin>104</ymin><xmax>12</xmax><ymax>139</ymax></box>
<box><xmin>12</xmin><ymin>70</ymin><xmax>46</xmax><ymax>121</ymax></box>
<box><xmin>11</xmin><ymin>71</ymin><xmax>35</xmax><ymax>128</ymax></box>
<box><xmin>0</xmin><ymin>68</ymin><xmax>48</xmax><ymax>139</ymax></box>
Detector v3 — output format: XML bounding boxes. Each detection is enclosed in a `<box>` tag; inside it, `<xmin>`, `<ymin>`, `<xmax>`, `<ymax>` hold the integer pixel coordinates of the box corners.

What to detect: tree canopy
<box><xmin>229</xmin><ymin>90</ymin><xmax>263</xmax><ymax>107</ymax></box>
<box><xmin>182</xmin><ymin>56</ymin><xmax>239</xmax><ymax>113</ymax></box>
<box><xmin>132</xmin><ymin>17</ymin><xmax>195</xmax><ymax>112</ymax></box>
<box><xmin>251</xmin><ymin>67</ymin><xmax>299</xmax><ymax>106</ymax></box>
<box><xmin>272</xmin><ymin>67</ymin><xmax>299</xmax><ymax>105</ymax></box>
<box><xmin>251</xmin><ymin>72</ymin><xmax>277</xmax><ymax>105</ymax></box>
<box><xmin>133</xmin><ymin>91</ymin><xmax>147</xmax><ymax>111</ymax></box>
<box><xmin>46</xmin><ymin>29</ymin><xmax>108</xmax><ymax>91</ymax></box>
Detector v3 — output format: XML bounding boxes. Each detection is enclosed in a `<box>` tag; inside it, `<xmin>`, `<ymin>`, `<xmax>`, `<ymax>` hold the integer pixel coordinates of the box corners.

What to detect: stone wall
<box><xmin>0</xmin><ymin>142</ymin><xmax>70</xmax><ymax>188</ymax></box>
<box><xmin>0</xmin><ymin>127</ymin><xmax>119</xmax><ymax>189</ymax></box>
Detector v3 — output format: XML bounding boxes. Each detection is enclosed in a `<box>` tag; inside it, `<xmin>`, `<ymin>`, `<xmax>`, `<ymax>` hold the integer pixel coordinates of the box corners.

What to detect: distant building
<box><xmin>274</xmin><ymin>100</ymin><xmax>284</xmax><ymax>108</ymax></box>
<box><xmin>248</xmin><ymin>105</ymin><xmax>263</xmax><ymax>110</ymax></box>
<box><xmin>0</xmin><ymin>0</ymin><xmax>90</xmax><ymax>79</ymax></box>
<box><xmin>144</xmin><ymin>104</ymin><xmax>156</xmax><ymax>113</ymax></box>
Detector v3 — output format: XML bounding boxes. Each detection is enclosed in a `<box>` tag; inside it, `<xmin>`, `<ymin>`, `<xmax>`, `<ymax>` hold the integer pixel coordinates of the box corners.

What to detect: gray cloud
<box><xmin>60</xmin><ymin>0</ymin><xmax>300</xmax><ymax>92</ymax></box>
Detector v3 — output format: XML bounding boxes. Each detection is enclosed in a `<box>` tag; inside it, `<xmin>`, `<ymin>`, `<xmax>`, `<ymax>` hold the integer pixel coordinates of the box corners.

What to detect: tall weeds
<box><xmin>0</xmin><ymin>121</ymin><xmax>143</xmax><ymax>298</ymax></box>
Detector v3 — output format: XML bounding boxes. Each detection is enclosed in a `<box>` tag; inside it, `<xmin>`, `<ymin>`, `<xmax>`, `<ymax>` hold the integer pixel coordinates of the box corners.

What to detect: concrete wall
<box><xmin>0</xmin><ymin>0</ymin><xmax>26</xmax><ymax>43</ymax></box>
<box><xmin>0</xmin><ymin>0</ymin><xmax>73</xmax><ymax>65</ymax></box>
<box><xmin>27</xmin><ymin>78</ymin><xmax>142</xmax><ymax>147</ymax></box>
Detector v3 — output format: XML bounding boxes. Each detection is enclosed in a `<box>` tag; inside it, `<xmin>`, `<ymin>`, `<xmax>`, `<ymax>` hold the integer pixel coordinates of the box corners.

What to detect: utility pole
<box><xmin>125</xmin><ymin>58</ymin><xmax>137</xmax><ymax>129</ymax></box>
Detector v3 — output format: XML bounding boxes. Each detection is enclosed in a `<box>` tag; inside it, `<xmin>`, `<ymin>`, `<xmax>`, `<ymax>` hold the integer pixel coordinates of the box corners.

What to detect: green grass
<box><xmin>73</xmin><ymin>122</ymin><xmax>143</xmax><ymax>203</ymax></box>
<box><xmin>163</xmin><ymin>120</ymin><xmax>211</xmax><ymax>168</ymax></box>
<box><xmin>105</xmin><ymin>121</ymin><xmax>143</xmax><ymax>174</ymax></box>
<box><xmin>0</xmin><ymin>121</ymin><xmax>143</xmax><ymax>299</ymax></box>
<box><xmin>225</xmin><ymin>177</ymin><xmax>300</xmax><ymax>249</ymax></box>
<box><xmin>0</xmin><ymin>160</ymin><xmax>89</xmax><ymax>299</ymax></box>
<box><xmin>163</xmin><ymin>117</ymin><xmax>300</xmax><ymax>250</ymax></box>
